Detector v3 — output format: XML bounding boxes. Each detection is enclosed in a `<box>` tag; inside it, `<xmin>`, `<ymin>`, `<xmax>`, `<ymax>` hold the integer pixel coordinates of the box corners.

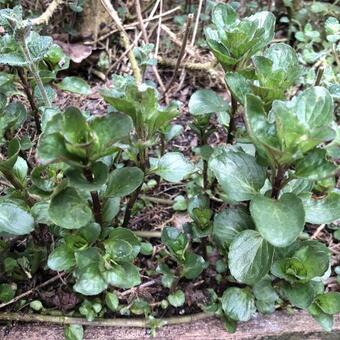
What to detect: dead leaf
<box><xmin>55</xmin><ymin>41</ymin><xmax>93</xmax><ymax>63</ymax></box>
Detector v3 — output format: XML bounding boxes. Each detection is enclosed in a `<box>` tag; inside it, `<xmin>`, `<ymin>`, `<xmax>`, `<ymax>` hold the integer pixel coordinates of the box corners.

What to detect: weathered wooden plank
<box><xmin>0</xmin><ymin>310</ymin><xmax>339</xmax><ymax>339</ymax></box>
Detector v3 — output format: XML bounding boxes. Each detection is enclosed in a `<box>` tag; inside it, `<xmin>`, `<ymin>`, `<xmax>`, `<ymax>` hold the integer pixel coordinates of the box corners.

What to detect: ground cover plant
<box><xmin>0</xmin><ymin>1</ymin><xmax>339</xmax><ymax>339</ymax></box>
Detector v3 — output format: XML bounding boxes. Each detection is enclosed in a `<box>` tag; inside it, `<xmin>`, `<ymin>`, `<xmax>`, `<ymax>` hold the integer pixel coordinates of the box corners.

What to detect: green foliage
<box><xmin>205</xmin><ymin>3</ymin><xmax>275</xmax><ymax>70</ymax></box>
<box><xmin>0</xmin><ymin>3</ymin><xmax>339</xmax><ymax>335</ymax></box>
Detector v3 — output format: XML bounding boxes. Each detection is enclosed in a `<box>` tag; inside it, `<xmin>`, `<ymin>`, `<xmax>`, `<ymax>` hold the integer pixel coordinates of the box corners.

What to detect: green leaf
<box><xmin>0</xmin><ymin>138</ymin><xmax>21</xmax><ymax>173</ymax></box>
<box><xmin>206</xmin><ymin>4</ymin><xmax>275</xmax><ymax>69</ymax></box>
<box><xmin>0</xmin><ymin>101</ymin><xmax>27</xmax><ymax>133</ymax></box>
<box><xmin>221</xmin><ymin>287</ymin><xmax>256</xmax><ymax>322</ymax></box>
<box><xmin>315</xmin><ymin>292</ymin><xmax>340</xmax><ymax>315</ymax></box>
<box><xmin>34</xmin><ymin>84</ymin><xmax>56</xmax><ymax>107</ymax></box>
<box><xmin>79</xmin><ymin>222</ymin><xmax>101</xmax><ymax>243</ymax></box>
<box><xmin>277</xmin><ymin>281</ymin><xmax>319</xmax><ymax>309</ymax></box>
<box><xmin>102</xmin><ymin>197</ymin><xmax>120</xmax><ymax>226</ymax></box>
<box><xmin>73</xmin><ymin>248</ymin><xmax>108</xmax><ymax>296</ymax></box>
<box><xmin>140</xmin><ymin>242</ymin><xmax>153</xmax><ymax>256</ymax></box>
<box><xmin>64</xmin><ymin>324</ymin><xmax>84</xmax><ymax>340</ymax></box>
<box><xmin>244</xmin><ymin>94</ymin><xmax>290</xmax><ymax>165</ymax></box>
<box><xmin>0</xmin><ymin>32</ymin><xmax>52</xmax><ymax>66</ymax></box>
<box><xmin>105</xmin><ymin>167</ymin><xmax>144</xmax><ymax>197</ymax></box>
<box><xmin>182</xmin><ymin>252</ymin><xmax>206</xmax><ymax>279</ymax></box>
<box><xmin>0</xmin><ymin>202</ymin><xmax>34</xmax><ymax>235</ymax></box>
<box><xmin>228</xmin><ymin>230</ymin><xmax>274</xmax><ymax>284</ymax></box>
<box><xmin>253</xmin><ymin>277</ymin><xmax>278</xmax><ymax>301</ymax></box>
<box><xmin>295</xmin><ymin>149</ymin><xmax>338</xmax><ymax>180</ymax></box>
<box><xmin>213</xmin><ymin>206</ymin><xmax>254</xmax><ymax>249</ymax></box>
<box><xmin>188</xmin><ymin>89</ymin><xmax>228</xmax><ymax>116</ymax></box>
<box><xmin>253</xmin><ymin>43</ymin><xmax>301</xmax><ymax>93</ymax></box>
<box><xmin>57</xmin><ymin>77</ymin><xmax>91</xmax><ymax>95</ymax></box>
<box><xmin>66</xmin><ymin>162</ymin><xmax>109</xmax><ymax>190</ymax></box>
<box><xmin>104</xmin><ymin>262</ymin><xmax>141</xmax><ymax>289</ymax></box>
<box><xmin>211</xmin><ymin>3</ymin><xmax>237</xmax><ymax>28</ymax></box>
<box><xmin>272</xmin><ymin>240</ymin><xmax>330</xmax><ymax>282</ymax></box>
<box><xmin>31</xmin><ymin>201</ymin><xmax>51</xmax><ymax>224</ymax></box>
<box><xmin>225</xmin><ymin>72</ymin><xmax>252</xmax><ymax>105</ymax></box>
<box><xmin>31</xmin><ymin>166</ymin><xmax>55</xmax><ymax>193</ymax></box>
<box><xmin>273</xmin><ymin>87</ymin><xmax>334</xmax><ymax>156</ymax></box>
<box><xmin>101</xmin><ymin>79</ymin><xmax>179</xmax><ymax>139</ymax></box>
<box><xmin>89</xmin><ymin>112</ymin><xmax>133</xmax><ymax>158</ymax></box>
<box><xmin>48</xmin><ymin>187</ymin><xmax>92</xmax><ymax>229</ymax></box>
<box><xmin>154</xmin><ymin>152</ymin><xmax>194</xmax><ymax>183</ymax></box>
<box><xmin>161</xmin><ymin>227</ymin><xmax>188</xmax><ymax>259</ymax></box>
<box><xmin>105</xmin><ymin>292</ymin><xmax>119</xmax><ymax>312</ymax></box>
<box><xmin>62</xmin><ymin>107</ymin><xmax>90</xmax><ymax>145</ymax></box>
<box><xmin>308</xmin><ymin>303</ymin><xmax>334</xmax><ymax>332</ymax></box>
<box><xmin>0</xmin><ymin>6</ymin><xmax>23</xmax><ymax>31</ymax></box>
<box><xmin>209</xmin><ymin>148</ymin><xmax>266</xmax><ymax>201</ymax></box>
<box><xmin>48</xmin><ymin>244</ymin><xmax>75</xmax><ymax>271</ymax></box>
<box><xmin>30</xmin><ymin>300</ymin><xmax>43</xmax><ymax>311</ymax></box>
<box><xmin>250</xmin><ymin>193</ymin><xmax>305</xmax><ymax>247</ymax></box>
<box><xmin>300</xmin><ymin>191</ymin><xmax>340</xmax><ymax>224</ymax></box>
<box><xmin>0</xmin><ymin>283</ymin><xmax>16</xmax><ymax>302</ymax></box>
<box><xmin>168</xmin><ymin>290</ymin><xmax>185</xmax><ymax>307</ymax></box>
<box><xmin>104</xmin><ymin>227</ymin><xmax>140</xmax><ymax>262</ymax></box>
<box><xmin>37</xmin><ymin>133</ymin><xmax>73</xmax><ymax>165</ymax></box>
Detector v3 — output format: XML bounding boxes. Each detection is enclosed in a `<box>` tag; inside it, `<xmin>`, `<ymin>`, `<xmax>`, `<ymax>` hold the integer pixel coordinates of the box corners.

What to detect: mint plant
<box><xmin>199</xmin><ymin>3</ymin><xmax>340</xmax><ymax>331</ymax></box>
<box><xmin>0</xmin><ymin>3</ymin><xmax>339</xmax><ymax>336</ymax></box>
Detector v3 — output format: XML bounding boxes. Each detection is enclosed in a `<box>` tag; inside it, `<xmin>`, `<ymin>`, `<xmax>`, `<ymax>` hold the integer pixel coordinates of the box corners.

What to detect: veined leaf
<box><xmin>209</xmin><ymin>147</ymin><xmax>266</xmax><ymax>201</ymax></box>
<box><xmin>250</xmin><ymin>193</ymin><xmax>305</xmax><ymax>247</ymax></box>
<box><xmin>221</xmin><ymin>287</ymin><xmax>256</xmax><ymax>322</ymax></box>
<box><xmin>0</xmin><ymin>202</ymin><xmax>34</xmax><ymax>235</ymax></box>
<box><xmin>48</xmin><ymin>187</ymin><xmax>92</xmax><ymax>229</ymax></box>
<box><xmin>228</xmin><ymin>230</ymin><xmax>274</xmax><ymax>284</ymax></box>
<box><xmin>300</xmin><ymin>191</ymin><xmax>340</xmax><ymax>224</ymax></box>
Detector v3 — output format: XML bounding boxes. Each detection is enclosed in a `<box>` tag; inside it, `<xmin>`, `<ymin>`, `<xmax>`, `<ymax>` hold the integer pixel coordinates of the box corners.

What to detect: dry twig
<box><xmin>0</xmin><ymin>273</ymin><xmax>65</xmax><ymax>310</ymax></box>
<box><xmin>31</xmin><ymin>0</ymin><xmax>64</xmax><ymax>26</ymax></box>
<box><xmin>191</xmin><ymin>0</ymin><xmax>204</xmax><ymax>46</ymax></box>
<box><xmin>135</xmin><ymin>0</ymin><xmax>165</xmax><ymax>91</ymax></box>
<box><xmin>100</xmin><ymin>0</ymin><xmax>142</xmax><ymax>84</ymax></box>
<box><xmin>163</xmin><ymin>14</ymin><xmax>194</xmax><ymax>96</ymax></box>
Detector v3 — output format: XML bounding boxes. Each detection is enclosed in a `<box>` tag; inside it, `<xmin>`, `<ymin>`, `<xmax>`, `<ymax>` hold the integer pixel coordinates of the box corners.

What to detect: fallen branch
<box><xmin>135</xmin><ymin>0</ymin><xmax>165</xmax><ymax>91</ymax></box>
<box><xmin>160</xmin><ymin>24</ymin><xmax>197</xmax><ymax>57</ymax></box>
<box><xmin>191</xmin><ymin>0</ymin><xmax>203</xmax><ymax>46</ymax></box>
<box><xmin>134</xmin><ymin>230</ymin><xmax>162</xmax><ymax>238</ymax></box>
<box><xmin>311</xmin><ymin>224</ymin><xmax>326</xmax><ymax>239</ymax></box>
<box><xmin>0</xmin><ymin>311</ymin><xmax>212</xmax><ymax>327</ymax></box>
<box><xmin>87</xmin><ymin>6</ymin><xmax>181</xmax><ymax>45</ymax></box>
<box><xmin>157</xmin><ymin>56</ymin><xmax>218</xmax><ymax>72</ymax></box>
<box><xmin>31</xmin><ymin>0</ymin><xmax>64</xmax><ymax>26</ymax></box>
<box><xmin>100</xmin><ymin>0</ymin><xmax>142</xmax><ymax>84</ymax></box>
<box><xmin>0</xmin><ymin>273</ymin><xmax>65</xmax><ymax>310</ymax></box>
<box><xmin>163</xmin><ymin>14</ymin><xmax>194</xmax><ymax>95</ymax></box>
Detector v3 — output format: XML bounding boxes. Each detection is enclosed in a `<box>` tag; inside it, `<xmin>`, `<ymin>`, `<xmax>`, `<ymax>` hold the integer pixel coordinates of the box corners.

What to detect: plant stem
<box><xmin>271</xmin><ymin>166</ymin><xmax>286</xmax><ymax>199</ymax></box>
<box><xmin>122</xmin><ymin>145</ymin><xmax>148</xmax><ymax>228</ymax></box>
<box><xmin>0</xmin><ymin>311</ymin><xmax>212</xmax><ymax>327</ymax></box>
<box><xmin>122</xmin><ymin>185</ymin><xmax>142</xmax><ymax>227</ymax></box>
<box><xmin>314</xmin><ymin>65</ymin><xmax>325</xmax><ymax>86</ymax></box>
<box><xmin>200</xmin><ymin>130</ymin><xmax>208</xmax><ymax>190</ymax></box>
<box><xmin>227</xmin><ymin>93</ymin><xmax>237</xmax><ymax>144</ymax></box>
<box><xmin>17</xmin><ymin>69</ymin><xmax>41</xmax><ymax>133</ymax></box>
<box><xmin>20</xmin><ymin>41</ymin><xmax>51</xmax><ymax>108</ymax></box>
<box><xmin>83</xmin><ymin>168</ymin><xmax>102</xmax><ymax>224</ymax></box>
<box><xmin>1</xmin><ymin>169</ymin><xmax>25</xmax><ymax>191</ymax></box>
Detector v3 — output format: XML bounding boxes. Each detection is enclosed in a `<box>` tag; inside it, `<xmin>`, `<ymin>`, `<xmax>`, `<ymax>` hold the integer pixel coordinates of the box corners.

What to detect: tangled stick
<box><xmin>31</xmin><ymin>0</ymin><xmax>65</xmax><ymax>26</ymax></box>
